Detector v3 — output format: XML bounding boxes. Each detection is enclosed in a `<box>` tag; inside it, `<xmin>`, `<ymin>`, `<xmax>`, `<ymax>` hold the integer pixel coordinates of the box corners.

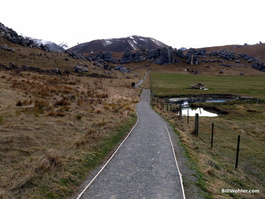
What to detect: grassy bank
<box><xmin>37</xmin><ymin>114</ymin><xmax>137</xmax><ymax>199</ymax></box>
<box><xmin>151</xmin><ymin>72</ymin><xmax>265</xmax><ymax>199</ymax></box>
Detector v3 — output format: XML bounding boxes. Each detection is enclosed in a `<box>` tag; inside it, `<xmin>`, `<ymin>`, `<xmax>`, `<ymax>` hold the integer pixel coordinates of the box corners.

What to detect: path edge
<box><xmin>75</xmin><ymin>97</ymin><xmax>141</xmax><ymax>199</ymax></box>
<box><xmin>165</xmin><ymin>123</ymin><xmax>186</xmax><ymax>199</ymax></box>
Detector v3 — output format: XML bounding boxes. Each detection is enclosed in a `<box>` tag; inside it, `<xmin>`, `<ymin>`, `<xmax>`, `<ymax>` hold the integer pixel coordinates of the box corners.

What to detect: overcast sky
<box><xmin>1</xmin><ymin>0</ymin><xmax>264</xmax><ymax>49</ymax></box>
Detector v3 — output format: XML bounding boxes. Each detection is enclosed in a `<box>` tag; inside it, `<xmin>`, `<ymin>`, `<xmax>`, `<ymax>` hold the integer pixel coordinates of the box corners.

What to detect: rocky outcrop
<box><xmin>120</xmin><ymin>49</ymin><xmax>133</xmax><ymax>64</ymax></box>
<box><xmin>175</xmin><ymin>49</ymin><xmax>185</xmax><ymax>58</ymax></box>
<box><xmin>154</xmin><ymin>47</ymin><xmax>172</xmax><ymax>65</ymax></box>
<box><xmin>186</xmin><ymin>48</ymin><xmax>199</xmax><ymax>65</ymax></box>
<box><xmin>103</xmin><ymin>51</ymin><xmax>113</xmax><ymax>62</ymax></box>
<box><xmin>208</xmin><ymin>50</ymin><xmax>235</xmax><ymax>61</ymax></box>
<box><xmin>132</xmin><ymin>51</ymin><xmax>144</xmax><ymax>62</ymax></box>
<box><xmin>88</xmin><ymin>47</ymin><xmax>180</xmax><ymax>66</ymax></box>
<box><xmin>238</xmin><ymin>53</ymin><xmax>258</xmax><ymax>63</ymax></box>
<box><xmin>67</xmin><ymin>51</ymin><xmax>86</xmax><ymax>60</ymax></box>
<box><xmin>146</xmin><ymin>49</ymin><xmax>161</xmax><ymax>60</ymax></box>
<box><xmin>145</xmin><ymin>47</ymin><xmax>178</xmax><ymax>65</ymax></box>
<box><xmin>0</xmin><ymin>22</ymin><xmax>63</xmax><ymax>52</ymax></box>
<box><xmin>0</xmin><ymin>23</ymin><xmax>35</xmax><ymax>48</ymax></box>
<box><xmin>252</xmin><ymin>62</ymin><xmax>265</xmax><ymax>72</ymax></box>
<box><xmin>88</xmin><ymin>51</ymin><xmax>114</xmax><ymax>63</ymax></box>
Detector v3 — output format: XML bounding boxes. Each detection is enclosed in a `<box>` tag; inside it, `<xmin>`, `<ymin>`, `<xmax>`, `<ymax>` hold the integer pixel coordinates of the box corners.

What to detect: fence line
<box><xmin>151</xmin><ymin>94</ymin><xmax>265</xmax><ymax>196</ymax></box>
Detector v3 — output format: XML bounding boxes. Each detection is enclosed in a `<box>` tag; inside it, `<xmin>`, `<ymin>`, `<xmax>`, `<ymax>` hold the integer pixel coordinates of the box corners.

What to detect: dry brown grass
<box><xmin>0</xmin><ymin>68</ymin><xmax>141</xmax><ymax>198</ymax></box>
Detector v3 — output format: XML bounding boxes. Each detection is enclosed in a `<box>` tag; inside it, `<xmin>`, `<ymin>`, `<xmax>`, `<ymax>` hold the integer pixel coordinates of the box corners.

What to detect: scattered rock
<box><xmin>219</xmin><ymin>63</ymin><xmax>231</xmax><ymax>67</ymax></box>
<box><xmin>69</xmin><ymin>52</ymin><xmax>79</xmax><ymax>59</ymax></box>
<box><xmin>93</xmin><ymin>61</ymin><xmax>103</xmax><ymax>68</ymax></box>
<box><xmin>0</xmin><ymin>63</ymin><xmax>63</xmax><ymax>75</ymax></box>
<box><xmin>248</xmin><ymin>58</ymin><xmax>254</xmax><ymax>63</ymax></box>
<box><xmin>0</xmin><ymin>45</ymin><xmax>15</xmax><ymax>52</ymax></box>
<box><xmin>51</xmin><ymin>68</ymin><xmax>62</xmax><ymax>75</ymax></box>
<box><xmin>114</xmin><ymin>65</ymin><xmax>130</xmax><ymax>73</ymax></box>
<box><xmin>74</xmin><ymin>65</ymin><xmax>88</xmax><ymax>73</ymax></box>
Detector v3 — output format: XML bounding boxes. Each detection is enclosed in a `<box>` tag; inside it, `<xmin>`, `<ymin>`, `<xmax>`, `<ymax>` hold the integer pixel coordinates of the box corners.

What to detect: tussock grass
<box><xmin>0</xmin><ymin>69</ymin><xmax>140</xmax><ymax>199</ymax></box>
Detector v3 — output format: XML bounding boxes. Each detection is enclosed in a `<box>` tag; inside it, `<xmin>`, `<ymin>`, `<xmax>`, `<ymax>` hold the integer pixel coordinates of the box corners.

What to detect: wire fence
<box><xmin>151</xmin><ymin>96</ymin><xmax>265</xmax><ymax>193</ymax></box>
<box><xmin>199</xmin><ymin>117</ymin><xmax>265</xmax><ymax>190</ymax></box>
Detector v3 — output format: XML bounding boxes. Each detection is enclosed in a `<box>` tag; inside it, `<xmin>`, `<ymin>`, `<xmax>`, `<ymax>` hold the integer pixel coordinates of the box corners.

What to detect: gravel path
<box><xmin>78</xmin><ymin>89</ymin><xmax>185</xmax><ymax>199</ymax></box>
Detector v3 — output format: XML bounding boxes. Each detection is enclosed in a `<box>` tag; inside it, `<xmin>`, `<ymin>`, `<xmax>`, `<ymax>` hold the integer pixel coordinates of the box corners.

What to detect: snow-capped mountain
<box><xmin>67</xmin><ymin>35</ymin><xmax>169</xmax><ymax>54</ymax></box>
<box><xmin>31</xmin><ymin>38</ymin><xmax>65</xmax><ymax>52</ymax></box>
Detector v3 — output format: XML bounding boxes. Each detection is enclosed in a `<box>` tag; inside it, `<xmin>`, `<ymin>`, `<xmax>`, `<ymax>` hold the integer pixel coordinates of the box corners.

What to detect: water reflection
<box><xmin>169</xmin><ymin>96</ymin><xmax>235</xmax><ymax>117</ymax></box>
<box><xmin>180</xmin><ymin>107</ymin><xmax>218</xmax><ymax>117</ymax></box>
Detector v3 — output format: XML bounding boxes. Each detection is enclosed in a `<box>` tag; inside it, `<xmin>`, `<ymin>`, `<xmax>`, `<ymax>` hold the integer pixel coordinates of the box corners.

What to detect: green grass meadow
<box><xmin>151</xmin><ymin>72</ymin><xmax>265</xmax><ymax>99</ymax></box>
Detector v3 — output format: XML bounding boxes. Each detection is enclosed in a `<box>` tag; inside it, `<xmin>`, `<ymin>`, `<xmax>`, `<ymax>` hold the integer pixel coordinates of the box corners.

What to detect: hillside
<box><xmin>67</xmin><ymin>35</ymin><xmax>168</xmax><ymax>54</ymax></box>
<box><xmin>203</xmin><ymin>43</ymin><xmax>265</xmax><ymax>63</ymax></box>
<box><xmin>0</xmin><ymin>24</ymin><xmax>145</xmax><ymax>199</ymax></box>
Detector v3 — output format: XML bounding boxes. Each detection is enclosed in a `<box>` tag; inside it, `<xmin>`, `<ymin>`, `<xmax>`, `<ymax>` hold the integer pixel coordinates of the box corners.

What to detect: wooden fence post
<box><xmin>211</xmin><ymin>122</ymin><xmax>214</xmax><ymax>148</ymax></box>
<box><xmin>235</xmin><ymin>135</ymin><xmax>241</xmax><ymax>169</ymax></box>
<box><xmin>194</xmin><ymin>113</ymin><xmax>199</xmax><ymax>135</ymax></box>
<box><xmin>179</xmin><ymin>105</ymin><xmax>182</xmax><ymax>117</ymax></box>
<box><xmin>187</xmin><ymin>109</ymin><xmax>189</xmax><ymax>124</ymax></box>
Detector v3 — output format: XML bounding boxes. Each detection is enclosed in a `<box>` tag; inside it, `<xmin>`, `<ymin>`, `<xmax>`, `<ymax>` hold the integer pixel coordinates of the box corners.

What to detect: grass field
<box><xmin>151</xmin><ymin>72</ymin><xmax>265</xmax><ymax>199</ymax></box>
<box><xmin>151</xmin><ymin>72</ymin><xmax>265</xmax><ymax>100</ymax></box>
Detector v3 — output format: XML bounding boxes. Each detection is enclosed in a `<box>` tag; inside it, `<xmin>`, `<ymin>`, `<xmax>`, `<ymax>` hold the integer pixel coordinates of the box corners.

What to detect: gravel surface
<box><xmin>78</xmin><ymin>89</ymin><xmax>185</xmax><ymax>199</ymax></box>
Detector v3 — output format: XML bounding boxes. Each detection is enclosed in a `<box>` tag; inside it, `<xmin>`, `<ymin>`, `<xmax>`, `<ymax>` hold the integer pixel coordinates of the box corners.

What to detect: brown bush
<box><xmin>73</xmin><ymin>130</ymin><xmax>101</xmax><ymax>148</ymax></box>
<box><xmin>35</xmin><ymin>149</ymin><xmax>63</xmax><ymax>173</ymax></box>
<box><xmin>16</xmin><ymin>101</ymin><xmax>23</xmax><ymax>106</ymax></box>
<box><xmin>55</xmin><ymin>99</ymin><xmax>71</xmax><ymax>106</ymax></box>
<box><xmin>34</xmin><ymin>100</ymin><xmax>49</xmax><ymax>110</ymax></box>
<box><xmin>48</xmin><ymin>111</ymin><xmax>66</xmax><ymax>117</ymax></box>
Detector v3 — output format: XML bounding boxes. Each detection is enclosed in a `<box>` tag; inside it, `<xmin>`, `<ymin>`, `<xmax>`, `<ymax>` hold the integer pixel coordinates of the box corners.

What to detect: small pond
<box><xmin>168</xmin><ymin>96</ymin><xmax>237</xmax><ymax>117</ymax></box>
